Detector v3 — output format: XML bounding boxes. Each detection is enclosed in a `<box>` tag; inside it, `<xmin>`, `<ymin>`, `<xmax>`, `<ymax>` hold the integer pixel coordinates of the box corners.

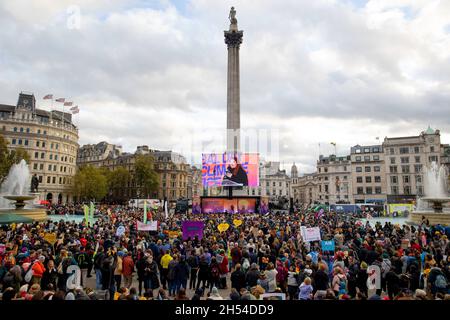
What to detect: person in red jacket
<box><xmin>122</xmin><ymin>249</ymin><xmax>135</xmax><ymax>289</ymax></box>
<box><xmin>31</xmin><ymin>255</ymin><xmax>46</xmax><ymax>285</ymax></box>
<box><xmin>217</xmin><ymin>250</ymin><xmax>229</xmax><ymax>289</ymax></box>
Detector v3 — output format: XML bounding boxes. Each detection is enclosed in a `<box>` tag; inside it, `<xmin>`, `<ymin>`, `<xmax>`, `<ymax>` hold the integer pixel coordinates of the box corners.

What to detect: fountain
<box><xmin>0</xmin><ymin>159</ymin><xmax>48</xmax><ymax>222</ymax></box>
<box><xmin>409</xmin><ymin>162</ymin><xmax>450</xmax><ymax>226</ymax></box>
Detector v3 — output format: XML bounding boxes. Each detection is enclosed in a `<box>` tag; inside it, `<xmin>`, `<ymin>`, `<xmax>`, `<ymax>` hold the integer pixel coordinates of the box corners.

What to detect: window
<box><xmin>357</xmin><ymin>187</ymin><xmax>364</xmax><ymax>194</ymax></box>
<box><xmin>59</xmin><ymin>177</ymin><xmax>62</xmax><ymax>184</ymax></box>
<box><xmin>26</xmin><ymin>128</ymin><xmax>30</xmax><ymax>133</ymax></box>
<box><xmin>324</xmin><ymin>168</ymin><xmax>328</xmax><ymax>173</ymax></box>
<box><xmin>391</xmin><ymin>186</ymin><xmax>399</xmax><ymax>195</ymax></box>
<box><xmin>33</xmin><ymin>163</ymin><xmax>38</xmax><ymax>170</ymax></box>
<box><xmin>34</xmin><ymin>152</ymin><xmax>38</xmax><ymax>158</ymax></box>
<box><xmin>390</xmin><ymin>158</ymin><xmax>396</xmax><ymax>164</ymax></box>
<box><xmin>375</xmin><ymin>187</ymin><xmax>382</xmax><ymax>194</ymax></box>
<box><xmin>266</xmin><ymin>182</ymin><xmax>269</xmax><ymax>187</ymax></box>
<box><xmin>373</xmin><ymin>147</ymin><xmax>380</xmax><ymax>152</ymax></box>
<box><xmin>53</xmin><ymin>165</ymin><xmax>56</xmax><ymax>171</ymax></box>
<box><xmin>400</xmin><ymin>147</ymin><xmax>409</xmax><ymax>154</ymax></box>
<box><xmin>14</xmin><ymin>127</ymin><xmax>17</xmax><ymax>132</ymax></box>
<box><xmin>20</xmin><ymin>127</ymin><xmax>24</xmax><ymax>133</ymax></box>
<box><xmin>318</xmin><ymin>168</ymin><xmax>321</xmax><ymax>173</ymax></box>
<box><xmin>55</xmin><ymin>155</ymin><xmax>58</xmax><ymax>161</ymax></box>
<box><xmin>401</xmin><ymin>165</ymin><xmax>410</xmax><ymax>173</ymax></box>
<box><xmin>39</xmin><ymin>164</ymin><xmax>43</xmax><ymax>170</ymax></box>
<box><xmin>356</xmin><ymin>167</ymin><xmax>362</xmax><ymax>172</ymax></box>
<box><xmin>279</xmin><ymin>182</ymin><xmax>282</xmax><ymax>187</ymax></box>
<box><xmin>325</xmin><ymin>185</ymin><xmax>329</xmax><ymax>192</ymax></box>
<box><xmin>403</xmin><ymin>175</ymin><xmax>410</xmax><ymax>184</ymax></box>
<box><xmin>273</xmin><ymin>182</ymin><xmax>276</xmax><ymax>187</ymax></box>
<box><xmin>415</xmin><ymin>156</ymin><xmax>420</xmax><ymax>163</ymax></box>
<box><xmin>373</xmin><ymin>155</ymin><xmax>379</xmax><ymax>161</ymax></box>
<box><xmin>414</xmin><ymin>146</ymin><xmax>420</xmax><ymax>154</ymax></box>
<box><xmin>42</xmin><ymin>142</ymin><xmax>46</xmax><ymax>148</ymax></box>
<box><xmin>50</xmin><ymin>143</ymin><xmax>53</xmax><ymax>149</ymax></box>
<box><xmin>47</xmin><ymin>176</ymin><xmax>51</xmax><ymax>183</ymax></box>
<box><xmin>366</xmin><ymin>187</ymin><xmax>373</xmax><ymax>194</ymax></box>
<box><xmin>18</xmin><ymin>139</ymin><xmax>22</xmax><ymax>145</ymax></box>
<box><xmin>366</xmin><ymin>177</ymin><xmax>372</xmax><ymax>183</ymax></box>
<box><xmin>38</xmin><ymin>176</ymin><xmax>43</xmax><ymax>183</ymax></box>
<box><xmin>429</xmin><ymin>156</ymin><xmax>438</xmax><ymax>162</ymax></box>
<box><xmin>49</xmin><ymin>154</ymin><xmax>53</xmax><ymax>160</ymax></box>
<box><xmin>390</xmin><ymin>176</ymin><xmax>398</xmax><ymax>184</ymax></box>
<box><xmin>357</xmin><ymin>177</ymin><xmax>363</xmax><ymax>183</ymax></box>
<box><xmin>12</xmin><ymin>139</ymin><xmax>16</xmax><ymax>145</ymax></box>
<box><xmin>364</xmin><ymin>148</ymin><xmax>370</xmax><ymax>153</ymax></box>
<box><xmin>52</xmin><ymin>177</ymin><xmax>56</xmax><ymax>184</ymax></box>
<box><xmin>356</xmin><ymin>156</ymin><xmax>361</xmax><ymax>162</ymax></box>
<box><xmin>24</xmin><ymin>140</ymin><xmax>28</xmax><ymax>146</ymax></box>
<box><xmin>41</xmin><ymin>153</ymin><xmax>45</xmax><ymax>159</ymax></box>
<box><xmin>390</xmin><ymin>148</ymin><xmax>395</xmax><ymax>155</ymax></box>
<box><xmin>36</xmin><ymin>141</ymin><xmax>40</xmax><ymax>147</ymax></box>
<box><xmin>56</xmin><ymin>144</ymin><xmax>59</xmax><ymax>150</ymax></box>
<box><xmin>319</xmin><ymin>185</ymin><xmax>322</xmax><ymax>192</ymax></box>
<box><xmin>365</xmin><ymin>166</ymin><xmax>371</xmax><ymax>172</ymax></box>
<box><xmin>344</xmin><ymin>166</ymin><xmax>347</xmax><ymax>171</ymax></box>
<box><xmin>401</xmin><ymin>157</ymin><xmax>409</xmax><ymax>164</ymax></box>
<box><xmin>344</xmin><ymin>176</ymin><xmax>347</xmax><ymax>180</ymax></box>
<box><xmin>364</xmin><ymin>156</ymin><xmax>370</xmax><ymax>161</ymax></box>
<box><xmin>415</xmin><ymin>164</ymin><xmax>422</xmax><ymax>173</ymax></box>
<box><xmin>418</xmin><ymin>186</ymin><xmax>424</xmax><ymax>196</ymax></box>
<box><xmin>48</xmin><ymin>165</ymin><xmax>52</xmax><ymax>171</ymax></box>
<box><xmin>430</xmin><ymin>146</ymin><xmax>435</xmax><ymax>153</ymax></box>
<box><xmin>416</xmin><ymin>175</ymin><xmax>422</xmax><ymax>183</ymax></box>
<box><xmin>43</xmin><ymin>130</ymin><xmax>46</xmax><ymax>135</ymax></box>
<box><xmin>37</xmin><ymin>129</ymin><xmax>41</xmax><ymax>134</ymax></box>
<box><xmin>374</xmin><ymin>166</ymin><xmax>380</xmax><ymax>172</ymax></box>
<box><xmin>375</xmin><ymin>176</ymin><xmax>381</xmax><ymax>183</ymax></box>
<box><xmin>324</xmin><ymin>177</ymin><xmax>328</xmax><ymax>181</ymax></box>
<box><xmin>404</xmin><ymin>186</ymin><xmax>411</xmax><ymax>195</ymax></box>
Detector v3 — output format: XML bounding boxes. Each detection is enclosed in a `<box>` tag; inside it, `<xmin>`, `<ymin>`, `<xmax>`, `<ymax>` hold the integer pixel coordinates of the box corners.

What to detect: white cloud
<box><xmin>0</xmin><ymin>0</ymin><xmax>449</xmax><ymax>175</ymax></box>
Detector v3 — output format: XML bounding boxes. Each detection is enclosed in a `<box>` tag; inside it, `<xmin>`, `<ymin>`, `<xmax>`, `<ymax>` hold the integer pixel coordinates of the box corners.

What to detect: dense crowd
<box><xmin>0</xmin><ymin>205</ymin><xmax>449</xmax><ymax>301</ymax></box>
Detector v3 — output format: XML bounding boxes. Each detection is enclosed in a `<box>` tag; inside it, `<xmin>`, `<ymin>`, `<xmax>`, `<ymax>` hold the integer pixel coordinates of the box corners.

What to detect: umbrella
<box><xmin>0</xmin><ymin>213</ymin><xmax>34</xmax><ymax>225</ymax></box>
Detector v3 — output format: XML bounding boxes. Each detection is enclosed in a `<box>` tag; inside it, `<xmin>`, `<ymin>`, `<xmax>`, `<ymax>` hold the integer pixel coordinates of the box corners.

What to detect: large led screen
<box><xmin>202</xmin><ymin>153</ymin><xmax>259</xmax><ymax>187</ymax></box>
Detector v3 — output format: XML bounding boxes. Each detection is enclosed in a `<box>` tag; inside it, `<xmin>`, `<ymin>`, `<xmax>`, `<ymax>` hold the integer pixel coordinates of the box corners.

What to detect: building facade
<box><xmin>316</xmin><ymin>155</ymin><xmax>352</xmax><ymax>204</ymax></box>
<box><xmin>350</xmin><ymin>145</ymin><xmax>387</xmax><ymax>204</ymax></box>
<box><xmin>77</xmin><ymin>143</ymin><xmax>193</xmax><ymax>203</ymax></box>
<box><xmin>382</xmin><ymin>127</ymin><xmax>442</xmax><ymax>203</ymax></box>
<box><xmin>247</xmin><ymin>161</ymin><xmax>290</xmax><ymax>200</ymax></box>
<box><xmin>291</xmin><ymin>173</ymin><xmax>319</xmax><ymax>208</ymax></box>
<box><xmin>0</xmin><ymin>92</ymin><xmax>79</xmax><ymax>204</ymax></box>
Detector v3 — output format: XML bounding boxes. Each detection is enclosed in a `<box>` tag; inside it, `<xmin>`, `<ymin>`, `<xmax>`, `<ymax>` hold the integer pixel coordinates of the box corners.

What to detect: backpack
<box><xmin>211</xmin><ymin>265</ymin><xmax>220</xmax><ymax>278</ymax></box>
<box><xmin>435</xmin><ymin>274</ymin><xmax>447</xmax><ymax>289</ymax></box>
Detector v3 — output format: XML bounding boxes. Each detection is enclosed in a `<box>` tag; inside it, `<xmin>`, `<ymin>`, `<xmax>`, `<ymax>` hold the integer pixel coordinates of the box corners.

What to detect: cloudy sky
<box><xmin>1</xmin><ymin>0</ymin><xmax>449</xmax><ymax>174</ymax></box>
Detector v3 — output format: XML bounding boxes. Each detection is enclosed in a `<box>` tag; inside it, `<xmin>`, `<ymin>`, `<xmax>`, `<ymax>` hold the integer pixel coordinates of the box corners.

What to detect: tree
<box><xmin>106</xmin><ymin>166</ymin><xmax>131</xmax><ymax>202</ymax></box>
<box><xmin>134</xmin><ymin>155</ymin><xmax>159</xmax><ymax>198</ymax></box>
<box><xmin>72</xmin><ymin>165</ymin><xmax>108</xmax><ymax>202</ymax></box>
<box><xmin>0</xmin><ymin>134</ymin><xmax>31</xmax><ymax>184</ymax></box>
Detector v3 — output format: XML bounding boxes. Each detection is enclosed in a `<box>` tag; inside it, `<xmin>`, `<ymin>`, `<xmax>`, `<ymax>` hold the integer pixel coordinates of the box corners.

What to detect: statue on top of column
<box><xmin>229</xmin><ymin>6</ymin><xmax>238</xmax><ymax>31</ymax></box>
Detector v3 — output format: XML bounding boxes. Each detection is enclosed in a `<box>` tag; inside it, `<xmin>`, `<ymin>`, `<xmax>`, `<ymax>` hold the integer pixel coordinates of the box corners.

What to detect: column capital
<box><xmin>224</xmin><ymin>30</ymin><xmax>243</xmax><ymax>49</ymax></box>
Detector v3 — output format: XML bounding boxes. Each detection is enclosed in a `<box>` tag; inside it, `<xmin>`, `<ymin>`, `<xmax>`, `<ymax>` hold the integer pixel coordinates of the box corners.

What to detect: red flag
<box><xmin>55</xmin><ymin>98</ymin><xmax>65</xmax><ymax>103</ymax></box>
<box><xmin>64</xmin><ymin>101</ymin><xmax>73</xmax><ymax>106</ymax></box>
<box><xmin>43</xmin><ymin>94</ymin><xmax>53</xmax><ymax>99</ymax></box>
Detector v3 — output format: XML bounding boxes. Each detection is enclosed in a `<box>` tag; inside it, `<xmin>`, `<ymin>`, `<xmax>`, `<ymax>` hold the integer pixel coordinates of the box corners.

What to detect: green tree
<box><xmin>134</xmin><ymin>155</ymin><xmax>159</xmax><ymax>198</ymax></box>
<box><xmin>72</xmin><ymin>165</ymin><xmax>108</xmax><ymax>201</ymax></box>
<box><xmin>106</xmin><ymin>166</ymin><xmax>131</xmax><ymax>202</ymax></box>
<box><xmin>0</xmin><ymin>134</ymin><xmax>31</xmax><ymax>184</ymax></box>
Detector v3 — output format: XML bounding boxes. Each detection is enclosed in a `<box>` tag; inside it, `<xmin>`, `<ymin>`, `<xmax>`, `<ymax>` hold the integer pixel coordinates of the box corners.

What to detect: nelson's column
<box><xmin>225</xmin><ymin>6</ymin><xmax>243</xmax><ymax>155</ymax></box>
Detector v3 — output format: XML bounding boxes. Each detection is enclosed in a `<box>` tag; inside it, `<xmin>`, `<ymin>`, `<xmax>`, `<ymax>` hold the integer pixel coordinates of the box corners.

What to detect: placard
<box><xmin>321</xmin><ymin>240</ymin><xmax>335</xmax><ymax>252</ymax></box>
<box><xmin>303</xmin><ymin>227</ymin><xmax>321</xmax><ymax>242</ymax></box>
<box><xmin>43</xmin><ymin>233</ymin><xmax>58</xmax><ymax>245</ymax></box>
<box><xmin>182</xmin><ymin>221</ymin><xmax>204</xmax><ymax>240</ymax></box>
<box><xmin>137</xmin><ymin>220</ymin><xmax>158</xmax><ymax>232</ymax></box>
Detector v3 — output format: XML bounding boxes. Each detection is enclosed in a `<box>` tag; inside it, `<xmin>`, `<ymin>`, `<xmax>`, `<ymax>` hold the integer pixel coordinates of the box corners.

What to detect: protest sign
<box><xmin>321</xmin><ymin>240</ymin><xmax>335</xmax><ymax>252</ymax></box>
<box><xmin>182</xmin><ymin>221</ymin><xmax>204</xmax><ymax>240</ymax></box>
<box><xmin>303</xmin><ymin>227</ymin><xmax>321</xmax><ymax>242</ymax></box>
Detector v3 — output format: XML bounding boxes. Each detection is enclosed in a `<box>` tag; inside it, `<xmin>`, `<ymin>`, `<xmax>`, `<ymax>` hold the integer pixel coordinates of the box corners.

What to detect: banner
<box><xmin>143</xmin><ymin>200</ymin><xmax>148</xmax><ymax>224</ymax></box>
<box><xmin>83</xmin><ymin>205</ymin><xmax>89</xmax><ymax>224</ymax></box>
<box><xmin>388</xmin><ymin>203</ymin><xmax>414</xmax><ymax>216</ymax></box>
<box><xmin>90</xmin><ymin>202</ymin><xmax>95</xmax><ymax>219</ymax></box>
<box><xmin>321</xmin><ymin>240</ymin><xmax>335</xmax><ymax>252</ymax></box>
<box><xmin>202</xmin><ymin>153</ymin><xmax>259</xmax><ymax>187</ymax></box>
<box><xmin>260</xmin><ymin>196</ymin><xmax>269</xmax><ymax>214</ymax></box>
<box><xmin>303</xmin><ymin>227</ymin><xmax>321</xmax><ymax>242</ymax></box>
<box><xmin>137</xmin><ymin>220</ymin><xmax>158</xmax><ymax>232</ymax></box>
<box><xmin>182</xmin><ymin>221</ymin><xmax>204</xmax><ymax>240</ymax></box>
<box><xmin>192</xmin><ymin>195</ymin><xmax>201</xmax><ymax>214</ymax></box>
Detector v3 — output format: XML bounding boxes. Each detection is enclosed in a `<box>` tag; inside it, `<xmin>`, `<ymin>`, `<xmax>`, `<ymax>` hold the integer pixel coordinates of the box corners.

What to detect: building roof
<box><xmin>425</xmin><ymin>126</ymin><xmax>435</xmax><ymax>135</ymax></box>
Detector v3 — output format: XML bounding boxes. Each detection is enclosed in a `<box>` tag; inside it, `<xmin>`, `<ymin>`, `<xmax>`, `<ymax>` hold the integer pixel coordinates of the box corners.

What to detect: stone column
<box><xmin>224</xmin><ymin>13</ymin><xmax>243</xmax><ymax>155</ymax></box>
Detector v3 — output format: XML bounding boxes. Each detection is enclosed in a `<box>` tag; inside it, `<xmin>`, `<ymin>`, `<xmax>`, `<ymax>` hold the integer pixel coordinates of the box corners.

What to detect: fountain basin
<box><xmin>408</xmin><ymin>210</ymin><xmax>450</xmax><ymax>226</ymax></box>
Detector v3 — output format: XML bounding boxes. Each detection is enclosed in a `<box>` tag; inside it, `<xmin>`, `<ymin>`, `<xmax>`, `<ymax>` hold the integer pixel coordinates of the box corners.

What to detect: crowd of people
<box><xmin>0</xmin><ymin>204</ymin><xmax>449</xmax><ymax>301</ymax></box>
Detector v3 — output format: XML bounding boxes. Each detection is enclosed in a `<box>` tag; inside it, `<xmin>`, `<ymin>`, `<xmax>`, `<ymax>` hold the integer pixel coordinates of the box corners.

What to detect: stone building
<box><xmin>77</xmin><ymin>143</ymin><xmax>193</xmax><ymax>203</ymax></box>
<box><xmin>350</xmin><ymin>145</ymin><xmax>387</xmax><ymax>204</ymax></box>
<box><xmin>316</xmin><ymin>155</ymin><xmax>352</xmax><ymax>204</ymax></box>
<box><xmin>291</xmin><ymin>173</ymin><xmax>319</xmax><ymax>208</ymax></box>
<box><xmin>382</xmin><ymin>127</ymin><xmax>442</xmax><ymax>203</ymax></box>
<box><xmin>0</xmin><ymin>92</ymin><xmax>79</xmax><ymax>204</ymax></box>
